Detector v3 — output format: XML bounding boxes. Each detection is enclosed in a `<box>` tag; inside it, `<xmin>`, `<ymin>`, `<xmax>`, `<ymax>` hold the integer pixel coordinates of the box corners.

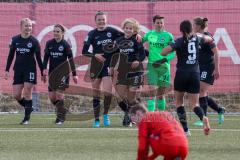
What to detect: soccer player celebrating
<box><xmin>4</xmin><ymin>18</ymin><xmax>44</xmax><ymax>125</ymax></box>
<box><xmin>82</xmin><ymin>11</ymin><xmax>122</xmax><ymax>127</ymax></box>
<box><xmin>142</xmin><ymin>15</ymin><xmax>175</xmax><ymax>111</ymax></box>
<box><xmin>193</xmin><ymin>17</ymin><xmax>225</xmax><ymax>126</ymax></box>
<box><xmin>111</xmin><ymin>18</ymin><xmax>146</xmax><ymax>127</ymax></box>
<box><xmin>130</xmin><ymin>103</ymin><xmax>188</xmax><ymax>160</ymax></box>
<box><xmin>161</xmin><ymin>20</ymin><xmax>212</xmax><ymax>136</ymax></box>
<box><xmin>42</xmin><ymin>24</ymin><xmax>78</xmax><ymax>124</ymax></box>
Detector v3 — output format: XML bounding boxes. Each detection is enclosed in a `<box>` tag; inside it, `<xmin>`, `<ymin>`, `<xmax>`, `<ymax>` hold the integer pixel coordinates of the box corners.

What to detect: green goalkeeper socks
<box><xmin>157</xmin><ymin>98</ymin><xmax>166</xmax><ymax>111</ymax></box>
<box><xmin>147</xmin><ymin>99</ymin><xmax>156</xmax><ymax>111</ymax></box>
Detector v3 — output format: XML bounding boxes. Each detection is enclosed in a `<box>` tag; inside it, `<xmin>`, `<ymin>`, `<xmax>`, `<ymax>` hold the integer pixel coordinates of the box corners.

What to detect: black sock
<box><xmin>55</xmin><ymin>100</ymin><xmax>66</xmax><ymax>121</ymax></box>
<box><xmin>52</xmin><ymin>100</ymin><xmax>60</xmax><ymax>106</ymax></box>
<box><xmin>176</xmin><ymin>106</ymin><xmax>188</xmax><ymax>132</ymax></box>
<box><xmin>207</xmin><ymin>96</ymin><xmax>220</xmax><ymax>113</ymax></box>
<box><xmin>103</xmin><ymin>96</ymin><xmax>112</xmax><ymax>115</ymax></box>
<box><xmin>24</xmin><ymin>100</ymin><xmax>33</xmax><ymax>121</ymax></box>
<box><xmin>17</xmin><ymin>98</ymin><xmax>26</xmax><ymax>107</ymax></box>
<box><xmin>118</xmin><ymin>101</ymin><xmax>129</xmax><ymax>113</ymax></box>
<box><xmin>93</xmin><ymin>97</ymin><xmax>100</xmax><ymax>121</ymax></box>
<box><xmin>193</xmin><ymin>106</ymin><xmax>204</xmax><ymax>121</ymax></box>
<box><xmin>199</xmin><ymin>97</ymin><xmax>208</xmax><ymax>116</ymax></box>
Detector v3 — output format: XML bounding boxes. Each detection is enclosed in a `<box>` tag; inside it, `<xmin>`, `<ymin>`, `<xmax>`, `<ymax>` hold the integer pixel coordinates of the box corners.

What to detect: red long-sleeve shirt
<box><xmin>137</xmin><ymin>111</ymin><xmax>187</xmax><ymax>160</ymax></box>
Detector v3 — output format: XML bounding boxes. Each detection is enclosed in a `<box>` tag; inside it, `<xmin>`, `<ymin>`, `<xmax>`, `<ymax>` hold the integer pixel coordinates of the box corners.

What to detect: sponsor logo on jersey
<box><xmin>27</xmin><ymin>42</ymin><xmax>32</xmax><ymax>48</ymax></box>
<box><xmin>120</xmin><ymin>48</ymin><xmax>134</xmax><ymax>53</ymax></box>
<box><xmin>50</xmin><ymin>52</ymin><xmax>63</xmax><ymax>57</ymax></box>
<box><xmin>16</xmin><ymin>48</ymin><xmax>30</xmax><ymax>54</ymax></box>
<box><xmin>97</xmin><ymin>39</ymin><xmax>112</xmax><ymax>46</ymax></box>
<box><xmin>58</xmin><ymin>45</ymin><xmax>64</xmax><ymax>51</ymax></box>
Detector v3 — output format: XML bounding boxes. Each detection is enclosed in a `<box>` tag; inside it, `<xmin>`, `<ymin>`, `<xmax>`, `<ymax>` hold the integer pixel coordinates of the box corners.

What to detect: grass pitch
<box><xmin>0</xmin><ymin>114</ymin><xmax>239</xmax><ymax>160</ymax></box>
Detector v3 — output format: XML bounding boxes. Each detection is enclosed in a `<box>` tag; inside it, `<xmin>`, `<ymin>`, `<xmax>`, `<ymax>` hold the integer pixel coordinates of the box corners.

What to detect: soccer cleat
<box><xmin>20</xmin><ymin>120</ymin><xmax>29</xmax><ymax>125</ymax></box>
<box><xmin>203</xmin><ymin>117</ymin><xmax>211</xmax><ymax>136</ymax></box>
<box><xmin>122</xmin><ymin>113</ymin><xmax>131</xmax><ymax>127</ymax></box>
<box><xmin>185</xmin><ymin>130</ymin><xmax>191</xmax><ymax>137</ymax></box>
<box><xmin>218</xmin><ymin>107</ymin><xmax>225</xmax><ymax>124</ymax></box>
<box><xmin>55</xmin><ymin>118</ymin><xmax>64</xmax><ymax>125</ymax></box>
<box><xmin>193</xmin><ymin>120</ymin><xmax>204</xmax><ymax>126</ymax></box>
<box><xmin>93</xmin><ymin>120</ymin><xmax>100</xmax><ymax>128</ymax></box>
<box><xmin>103</xmin><ymin>114</ymin><xmax>110</xmax><ymax>127</ymax></box>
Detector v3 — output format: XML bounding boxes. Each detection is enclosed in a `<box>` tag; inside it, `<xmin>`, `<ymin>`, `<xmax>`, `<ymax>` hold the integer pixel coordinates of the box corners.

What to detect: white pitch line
<box><xmin>0</xmin><ymin>128</ymin><xmax>240</xmax><ymax>132</ymax></box>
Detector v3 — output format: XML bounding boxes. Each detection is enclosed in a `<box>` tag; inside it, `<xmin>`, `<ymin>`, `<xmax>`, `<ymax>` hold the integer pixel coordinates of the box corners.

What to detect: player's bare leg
<box><xmin>203</xmin><ymin>116</ymin><xmax>211</xmax><ymax>135</ymax></box>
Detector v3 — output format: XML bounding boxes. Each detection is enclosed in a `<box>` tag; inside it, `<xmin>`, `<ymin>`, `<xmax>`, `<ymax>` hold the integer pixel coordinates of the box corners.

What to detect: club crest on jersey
<box><xmin>107</xmin><ymin>32</ymin><xmax>112</xmax><ymax>38</ymax></box>
<box><xmin>58</xmin><ymin>45</ymin><xmax>64</xmax><ymax>51</ymax></box>
<box><xmin>128</xmin><ymin>41</ymin><xmax>134</xmax><ymax>47</ymax></box>
<box><xmin>27</xmin><ymin>42</ymin><xmax>32</xmax><ymax>48</ymax></box>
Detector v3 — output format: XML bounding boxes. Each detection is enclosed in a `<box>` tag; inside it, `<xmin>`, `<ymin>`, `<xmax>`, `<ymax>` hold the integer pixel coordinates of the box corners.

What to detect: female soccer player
<box><xmin>161</xmin><ymin>20</ymin><xmax>212</xmax><ymax>136</ymax></box>
<box><xmin>4</xmin><ymin>18</ymin><xmax>44</xmax><ymax>124</ymax></box>
<box><xmin>111</xmin><ymin>18</ymin><xmax>146</xmax><ymax>127</ymax></box>
<box><xmin>130</xmin><ymin>103</ymin><xmax>188</xmax><ymax>160</ymax></box>
<box><xmin>142</xmin><ymin>15</ymin><xmax>175</xmax><ymax>111</ymax></box>
<box><xmin>82</xmin><ymin>11</ymin><xmax>123</xmax><ymax>127</ymax></box>
<box><xmin>42</xmin><ymin>24</ymin><xmax>78</xmax><ymax>124</ymax></box>
<box><xmin>193</xmin><ymin>17</ymin><xmax>225</xmax><ymax>126</ymax></box>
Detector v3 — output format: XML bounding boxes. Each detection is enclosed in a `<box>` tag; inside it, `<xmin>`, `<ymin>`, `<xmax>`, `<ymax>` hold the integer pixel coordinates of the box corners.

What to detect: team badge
<box><xmin>58</xmin><ymin>45</ymin><xmax>64</xmax><ymax>51</ymax></box>
<box><xmin>128</xmin><ymin>41</ymin><xmax>134</xmax><ymax>47</ymax></box>
<box><xmin>27</xmin><ymin>42</ymin><xmax>32</xmax><ymax>48</ymax></box>
<box><xmin>107</xmin><ymin>32</ymin><xmax>112</xmax><ymax>38</ymax></box>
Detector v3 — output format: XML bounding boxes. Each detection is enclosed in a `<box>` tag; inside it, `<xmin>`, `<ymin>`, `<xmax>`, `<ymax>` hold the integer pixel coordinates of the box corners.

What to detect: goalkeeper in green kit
<box><xmin>142</xmin><ymin>15</ymin><xmax>175</xmax><ymax>111</ymax></box>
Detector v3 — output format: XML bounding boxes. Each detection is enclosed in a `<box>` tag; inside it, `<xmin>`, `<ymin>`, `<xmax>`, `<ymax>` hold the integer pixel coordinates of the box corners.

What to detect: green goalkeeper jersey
<box><xmin>142</xmin><ymin>30</ymin><xmax>175</xmax><ymax>63</ymax></box>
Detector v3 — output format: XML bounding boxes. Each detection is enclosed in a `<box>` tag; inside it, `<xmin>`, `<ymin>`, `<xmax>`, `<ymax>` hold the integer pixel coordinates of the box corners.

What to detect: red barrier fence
<box><xmin>0</xmin><ymin>1</ymin><xmax>239</xmax><ymax>93</ymax></box>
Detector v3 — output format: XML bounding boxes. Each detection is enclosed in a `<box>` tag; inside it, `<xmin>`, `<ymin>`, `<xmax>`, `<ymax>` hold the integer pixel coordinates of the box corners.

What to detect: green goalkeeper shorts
<box><xmin>147</xmin><ymin>62</ymin><xmax>171</xmax><ymax>88</ymax></box>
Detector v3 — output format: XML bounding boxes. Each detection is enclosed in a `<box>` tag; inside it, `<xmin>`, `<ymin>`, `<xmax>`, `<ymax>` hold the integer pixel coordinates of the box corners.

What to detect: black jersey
<box><xmin>82</xmin><ymin>26</ymin><xmax>123</xmax><ymax>66</ymax></box>
<box><xmin>5</xmin><ymin>34</ymin><xmax>43</xmax><ymax>75</ymax></box>
<box><xmin>111</xmin><ymin>36</ymin><xmax>146</xmax><ymax>75</ymax></box>
<box><xmin>199</xmin><ymin>32</ymin><xmax>216</xmax><ymax>65</ymax></box>
<box><xmin>43</xmin><ymin>39</ymin><xmax>76</xmax><ymax>76</ymax></box>
<box><xmin>170</xmin><ymin>35</ymin><xmax>204</xmax><ymax>73</ymax></box>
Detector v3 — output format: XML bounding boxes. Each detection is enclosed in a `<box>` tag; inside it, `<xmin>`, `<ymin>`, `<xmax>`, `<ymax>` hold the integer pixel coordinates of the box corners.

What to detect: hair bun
<box><xmin>203</xmin><ymin>18</ymin><xmax>208</xmax><ymax>21</ymax></box>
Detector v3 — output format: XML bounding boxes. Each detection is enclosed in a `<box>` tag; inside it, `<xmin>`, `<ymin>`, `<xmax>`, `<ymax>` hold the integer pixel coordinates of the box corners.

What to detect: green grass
<box><xmin>0</xmin><ymin>114</ymin><xmax>240</xmax><ymax>160</ymax></box>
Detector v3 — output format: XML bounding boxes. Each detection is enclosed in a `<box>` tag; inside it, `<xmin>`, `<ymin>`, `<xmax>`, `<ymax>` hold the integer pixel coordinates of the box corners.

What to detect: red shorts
<box><xmin>149</xmin><ymin>138</ymin><xmax>188</xmax><ymax>160</ymax></box>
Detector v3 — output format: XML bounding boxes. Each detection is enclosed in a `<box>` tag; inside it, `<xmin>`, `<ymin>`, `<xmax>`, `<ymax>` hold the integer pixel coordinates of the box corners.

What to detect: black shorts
<box><xmin>200</xmin><ymin>64</ymin><xmax>215</xmax><ymax>85</ymax></box>
<box><xmin>48</xmin><ymin>75</ymin><xmax>69</xmax><ymax>92</ymax></box>
<box><xmin>90</xmin><ymin>57</ymin><xmax>109</xmax><ymax>79</ymax></box>
<box><xmin>174</xmin><ymin>71</ymin><xmax>200</xmax><ymax>94</ymax></box>
<box><xmin>13</xmin><ymin>70</ymin><xmax>37</xmax><ymax>85</ymax></box>
<box><xmin>117</xmin><ymin>72</ymin><xmax>143</xmax><ymax>87</ymax></box>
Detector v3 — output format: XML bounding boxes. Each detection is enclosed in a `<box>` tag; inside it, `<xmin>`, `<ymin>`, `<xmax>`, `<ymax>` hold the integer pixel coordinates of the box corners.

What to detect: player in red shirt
<box><xmin>130</xmin><ymin>103</ymin><xmax>188</xmax><ymax>160</ymax></box>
